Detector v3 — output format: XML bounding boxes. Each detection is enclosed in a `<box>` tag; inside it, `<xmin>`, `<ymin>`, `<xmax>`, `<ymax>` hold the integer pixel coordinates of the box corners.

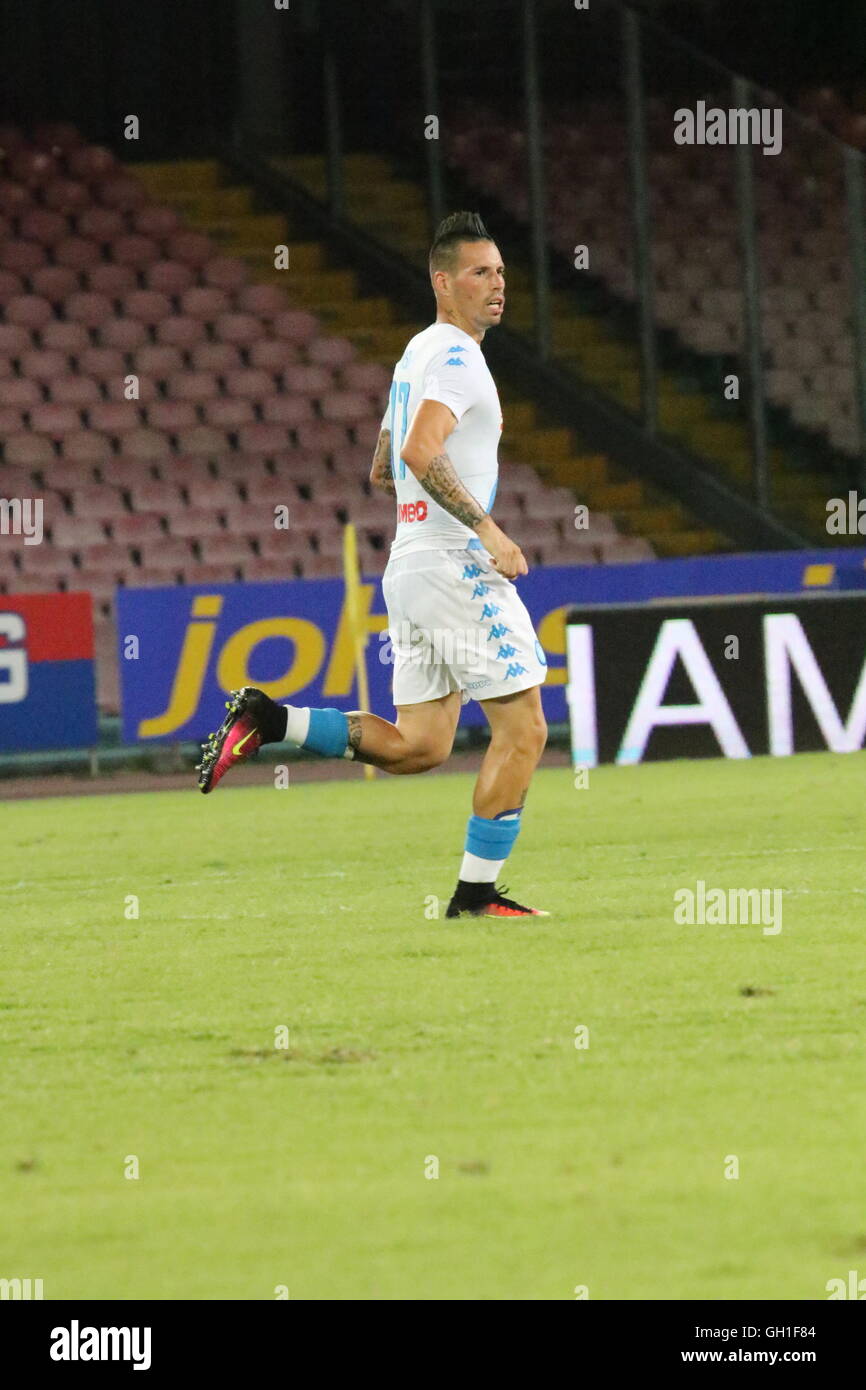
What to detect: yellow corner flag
<box><xmin>342</xmin><ymin>523</ymin><xmax>376</xmax><ymax>780</ymax></box>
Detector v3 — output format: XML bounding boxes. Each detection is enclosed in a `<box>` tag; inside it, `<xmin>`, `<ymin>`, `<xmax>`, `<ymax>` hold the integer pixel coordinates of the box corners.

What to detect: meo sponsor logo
<box><xmin>398</xmin><ymin>500</ymin><xmax>428</xmax><ymax>523</ymax></box>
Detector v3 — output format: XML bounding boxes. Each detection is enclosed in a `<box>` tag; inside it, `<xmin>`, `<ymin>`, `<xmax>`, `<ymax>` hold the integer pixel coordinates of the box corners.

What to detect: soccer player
<box><xmin>198</xmin><ymin>211</ymin><xmax>550</xmax><ymax>918</ymax></box>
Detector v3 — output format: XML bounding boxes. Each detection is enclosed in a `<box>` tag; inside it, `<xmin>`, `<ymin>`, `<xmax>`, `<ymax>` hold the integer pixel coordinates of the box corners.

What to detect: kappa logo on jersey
<box><xmin>446</xmin><ymin>345</ymin><xmax>466</xmax><ymax>353</ymax></box>
<box><xmin>445</xmin><ymin>357</ymin><xmax>467</xmax><ymax>367</ymax></box>
<box><xmin>397</xmin><ymin>500</ymin><xmax>428</xmax><ymax>523</ymax></box>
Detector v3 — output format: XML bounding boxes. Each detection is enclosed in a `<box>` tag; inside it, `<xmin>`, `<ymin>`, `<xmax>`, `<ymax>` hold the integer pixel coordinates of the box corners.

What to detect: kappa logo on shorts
<box><xmin>505</xmin><ymin>662</ymin><xmax>529</xmax><ymax>679</ymax></box>
<box><xmin>480</xmin><ymin>603</ymin><xmax>501</xmax><ymax>619</ymax></box>
<box><xmin>471</xmin><ymin>582</ymin><xmax>491</xmax><ymax>598</ymax></box>
<box><xmin>397</xmin><ymin>501</ymin><xmax>428</xmax><ymax>523</ymax></box>
<box><xmin>462</xmin><ymin>563</ymin><xmax>483</xmax><ymax>579</ymax></box>
<box><xmin>487</xmin><ymin>623</ymin><xmax>511</xmax><ymax>640</ymax></box>
<box><xmin>497</xmin><ymin>644</ymin><xmax>519</xmax><ymax>660</ymax></box>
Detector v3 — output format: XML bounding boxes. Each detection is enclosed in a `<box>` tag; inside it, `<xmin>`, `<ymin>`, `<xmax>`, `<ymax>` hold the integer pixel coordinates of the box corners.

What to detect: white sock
<box><xmin>459</xmin><ymin>851</ymin><xmax>505</xmax><ymax>883</ymax></box>
<box><xmin>282</xmin><ymin>705</ymin><xmax>311</xmax><ymax>746</ymax></box>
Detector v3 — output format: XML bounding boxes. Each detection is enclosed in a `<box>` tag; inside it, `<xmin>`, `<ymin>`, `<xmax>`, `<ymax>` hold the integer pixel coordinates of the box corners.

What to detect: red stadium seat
<box><xmin>213</xmin><ymin>312</ymin><xmax>261</xmax><ymax>346</ymax></box>
<box><xmin>165</xmin><ymin>507</ymin><xmax>226</xmax><ymax>539</ymax></box>
<box><xmin>54</xmin><ymin>235</ymin><xmax>103</xmax><ymax>270</ymax></box>
<box><xmin>260</xmin><ymin>395</ymin><xmax>314</xmax><ymax>426</ymax></box>
<box><xmin>62</xmin><ymin>431</ymin><xmax>114</xmax><ymax>464</ymax></box>
<box><xmin>282</xmin><ymin>364</ymin><xmax>332</xmax><ymax>395</ymax></box>
<box><xmin>132</xmin><ymin>344</ymin><xmax>185</xmax><ymax>380</ymax></box>
<box><xmin>0</xmin><ymin>324</ymin><xmax>33</xmax><ymax>352</ymax></box>
<box><xmin>29</xmin><ymin>265</ymin><xmax>80</xmax><ymax>301</ymax></box>
<box><xmin>190</xmin><ymin>342</ymin><xmax>243</xmax><ymax>373</ymax></box>
<box><xmin>68</xmin><ymin>146</ymin><xmax>118</xmax><ymax>182</ymax></box>
<box><xmin>176</xmin><ymin>425</ymin><xmax>230</xmax><ymax>458</ymax></box>
<box><xmin>137</xmin><ymin>538</ymin><xmax>196</xmax><ymax>568</ymax></box>
<box><xmin>156</xmin><ymin>315</ymin><xmax>206</xmax><ymax>347</ymax></box>
<box><xmin>86</xmin><ymin>263</ymin><xmax>137</xmax><ymax>296</ymax></box>
<box><xmin>248</xmin><ymin>339</ymin><xmax>300</xmax><ymax>371</ymax></box>
<box><xmin>186</xmin><ymin>479</ymin><xmax>240</xmax><ymax>508</ymax></box>
<box><xmin>202</xmin><ymin>398</ymin><xmax>255</xmax><ymax>429</ymax></box>
<box><xmin>236</xmin><ymin>423</ymin><xmax>293</xmax><ymax>457</ymax></box>
<box><xmin>308</xmin><ymin>335</ymin><xmax>354</xmax><ymax>367</ymax></box>
<box><xmin>77</xmin><ymin>346</ymin><xmax>127</xmax><ymax>379</ymax></box>
<box><xmin>245</xmin><ymin>556</ymin><xmax>302</xmax><ymax>581</ymax></box>
<box><xmin>272</xmin><ymin>309</ymin><xmax>319</xmax><ymax>344</ymax></box>
<box><xmin>52</xmin><ymin>515</ymin><xmax>108</xmax><ymax>548</ymax></box>
<box><xmin>124</xmin><ymin>428</ymin><xmax>172</xmax><ymax>462</ymax></box>
<box><xmin>10</xmin><ymin>148</ymin><xmax>59</xmax><ymax>186</ymax></box>
<box><xmin>112</xmin><ymin>234</ymin><xmax>160</xmax><ymax>269</ymax></box>
<box><xmin>88</xmin><ymin>402</ymin><xmax>142</xmax><ymax>434</ymax></box>
<box><xmin>6</xmin><ymin>293</ymin><xmax>53</xmax><ymax>327</ymax></box>
<box><xmin>0</xmin><ymin>407</ymin><xmax>29</xmax><ymax>434</ymax></box>
<box><xmin>0</xmin><ymin>268</ymin><xmax>24</xmax><ymax>297</ymax></box>
<box><xmin>2</xmin><ymin>377</ymin><xmax>43</xmax><ymax>406</ymax></box>
<box><xmin>237</xmin><ymin>284</ymin><xmax>289</xmax><ymax>315</ymax></box>
<box><xmin>224</xmin><ymin>368</ymin><xmax>273</xmax><ymax>400</ymax></box>
<box><xmin>19</xmin><ymin>207</ymin><xmax>69</xmax><ymax>245</ymax></box>
<box><xmin>183</xmin><ymin>562</ymin><xmax>240</xmax><ymax>584</ymax></box>
<box><xmin>30</xmin><ymin>402</ymin><xmax>81</xmax><ymax>437</ymax></box>
<box><xmin>43</xmin><ymin>179</ymin><xmax>90</xmax><ymax>213</ymax></box>
<box><xmin>147</xmin><ymin>401</ymin><xmax>199</xmax><ymax>432</ymax></box>
<box><xmin>166</xmin><ymin>231</ymin><xmax>213</xmax><ymax>267</ymax></box>
<box><xmin>65</xmin><ymin>290</ymin><xmax>113</xmax><ymax>327</ymax></box>
<box><xmin>41</xmin><ymin>320</ymin><xmax>89</xmax><ymax>354</ymax></box>
<box><xmin>97</xmin><ymin>176</ymin><xmax>147</xmax><ymax>211</ymax></box>
<box><xmin>132</xmin><ymin>206</ymin><xmax>181</xmax><ymax>239</ymax></box>
<box><xmin>122</xmin><ymin>290</ymin><xmax>173</xmax><ymax>324</ymax></box>
<box><xmin>76</xmin><ymin>206</ymin><xmax>125</xmax><ymax>241</ymax></box>
<box><xmin>202</xmin><ymin>257</ymin><xmax>248</xmax><ymax>291</ymax></box>
<box><xmin>123</xmin><ymin>566</ymin><xmax>182</xmax><ymax>588</ymax></box>
<box><xmin>71</xmin><ymin>486</ymin><xmax>129</xmax><ymax>518</ymax></box>
<box><xmin>144</xmin><ymin>258</ymin><xmax>195</xmax><ymax>294</ymax></box>
<box><xmin>111</xmin><ymin>513</ymin><xmax>165</xmax><ymax>543</ymax></box>
<box><xmin>21</xmin><ymin>347</ymin><xmax>71</xmax><ymax>382</ymax></box>
<box><xmin>172</xmin><ymin>371</ymin><xmax>220</xmax><ymax>403</ymax></box>
<box><xmin>99</xmin><ymin>318</ymin><xmax>149</xmax><ymax>350</ymax></box>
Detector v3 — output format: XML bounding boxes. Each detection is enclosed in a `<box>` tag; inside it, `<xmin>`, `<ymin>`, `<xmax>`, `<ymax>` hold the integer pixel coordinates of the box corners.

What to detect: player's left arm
<box><xmin>369</xmin><ymin>428</ymin><xmax>396</xmax><ymax>495</ymax></box>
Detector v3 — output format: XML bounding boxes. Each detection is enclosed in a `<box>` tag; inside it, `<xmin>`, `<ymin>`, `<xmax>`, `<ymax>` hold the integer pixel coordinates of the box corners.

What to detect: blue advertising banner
<box><xmin>116</xmin><ymin>548</ymin><xmax>866</xmax><ymax>743</ymax></box>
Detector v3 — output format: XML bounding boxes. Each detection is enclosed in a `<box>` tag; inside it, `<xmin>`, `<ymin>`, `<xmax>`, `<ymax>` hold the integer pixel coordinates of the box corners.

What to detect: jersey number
<box><xmin>389</xmin><ymin>380</ymin><xmax>410</xmax><ymax>480</ymax></box>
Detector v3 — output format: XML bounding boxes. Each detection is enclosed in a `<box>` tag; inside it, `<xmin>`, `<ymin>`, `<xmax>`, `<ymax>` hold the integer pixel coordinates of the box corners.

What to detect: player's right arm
<box><xmin>401</xmin><ymin>399</ymin><xmax>528</xmax><ymax>579</ymax></box>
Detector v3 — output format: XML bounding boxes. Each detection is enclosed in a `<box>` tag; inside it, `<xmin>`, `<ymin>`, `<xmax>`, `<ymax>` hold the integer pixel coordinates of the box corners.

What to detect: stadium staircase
<box><xmin>132</xmin><ymin>155</ymin><xmax>726</xmax><ymax>559</ymax></box>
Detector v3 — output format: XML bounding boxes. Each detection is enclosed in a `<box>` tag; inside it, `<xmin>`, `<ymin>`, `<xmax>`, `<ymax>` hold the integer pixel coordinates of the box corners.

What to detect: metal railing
<box><xmin>277</xmin><ymin>0</ymin><xmax>866</xmax><ymax>535</ymax></box>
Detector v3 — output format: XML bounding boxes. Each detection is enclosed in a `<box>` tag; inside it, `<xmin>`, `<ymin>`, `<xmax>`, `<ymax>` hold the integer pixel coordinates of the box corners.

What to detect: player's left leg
<box><xmin>445</xmin><ymin>683</ymin><xmax>549</xmax><ymax>919</ymax></box>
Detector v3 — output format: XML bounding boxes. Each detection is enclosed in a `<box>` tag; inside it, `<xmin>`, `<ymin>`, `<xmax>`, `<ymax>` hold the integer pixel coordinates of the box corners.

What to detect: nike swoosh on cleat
<box><xmin>232</xmin><ymin>728</ymin><xmax>257</xmax><ymax>756</ymax></box>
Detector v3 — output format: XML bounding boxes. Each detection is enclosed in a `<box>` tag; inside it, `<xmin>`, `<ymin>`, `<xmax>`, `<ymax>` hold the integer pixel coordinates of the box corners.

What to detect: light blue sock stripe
<box><xmin>303</xmin><ymin>708</ymin><xmax>350</xmax><ymax>758</ymax></box>
<box><xmin>465</xmin><ymin>811</ymin><xmax>522</xmax><ymax>859</ymax></box>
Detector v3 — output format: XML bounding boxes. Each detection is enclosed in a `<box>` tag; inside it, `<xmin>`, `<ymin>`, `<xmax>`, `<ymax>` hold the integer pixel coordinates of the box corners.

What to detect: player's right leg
<box><xmin>197</xmin><ymin>687</ymin><xmax>460</xmax><ymax>792</ymax></box>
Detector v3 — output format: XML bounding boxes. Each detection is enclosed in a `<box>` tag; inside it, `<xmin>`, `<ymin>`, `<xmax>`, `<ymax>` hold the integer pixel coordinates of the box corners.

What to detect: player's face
<box><xmin>449</xmin><ymin>240</ymin><xmax>505</xmax><ymax>332</ymax></box>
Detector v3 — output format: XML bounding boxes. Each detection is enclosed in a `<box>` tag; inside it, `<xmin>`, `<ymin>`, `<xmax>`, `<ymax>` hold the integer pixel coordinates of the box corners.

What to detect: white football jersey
<box><xmin>380</xmin><ymin>322</ymin><xmax>503</xmax><ymax>559</ymax></box>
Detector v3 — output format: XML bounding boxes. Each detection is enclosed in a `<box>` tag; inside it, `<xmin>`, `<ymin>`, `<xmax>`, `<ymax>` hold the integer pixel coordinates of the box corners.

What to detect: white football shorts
<box><xmin>380</xmin><ymin>546</ymin><xmax>548</xmax><ymax>707</ymax></box>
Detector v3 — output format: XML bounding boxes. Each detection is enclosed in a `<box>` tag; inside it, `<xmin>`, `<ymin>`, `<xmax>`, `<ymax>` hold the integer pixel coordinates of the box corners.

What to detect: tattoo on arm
<box><xmin>370</xmin><ymin>429</ymin><xmax>396</xmax><ymax>495</ymax></box>
<box><xmin>419</xmin><ymin>453</ymin><xmax>487</xmax><ymax>528</ymax></box>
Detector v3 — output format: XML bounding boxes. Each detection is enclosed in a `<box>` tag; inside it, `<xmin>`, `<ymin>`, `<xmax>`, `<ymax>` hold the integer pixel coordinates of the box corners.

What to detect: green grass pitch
<box><xmin>2</xmin><ymin>751</ymin><xmax>865</xmax><ymax>1301</ymax></box>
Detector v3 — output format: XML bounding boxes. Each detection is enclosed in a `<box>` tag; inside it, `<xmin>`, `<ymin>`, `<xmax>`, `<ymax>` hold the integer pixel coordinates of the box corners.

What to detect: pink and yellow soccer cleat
<box><xmin>196</xmin><ymin>687</ymin><xmax>276</xmax><ymax>794</ymax></box>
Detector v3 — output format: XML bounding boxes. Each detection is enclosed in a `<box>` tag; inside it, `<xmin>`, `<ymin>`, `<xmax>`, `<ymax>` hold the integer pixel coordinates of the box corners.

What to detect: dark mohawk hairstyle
<box><xmin>429</xmin><ymin>210</ymin><xmax>493</xmax><ymax>274</ymax></box>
